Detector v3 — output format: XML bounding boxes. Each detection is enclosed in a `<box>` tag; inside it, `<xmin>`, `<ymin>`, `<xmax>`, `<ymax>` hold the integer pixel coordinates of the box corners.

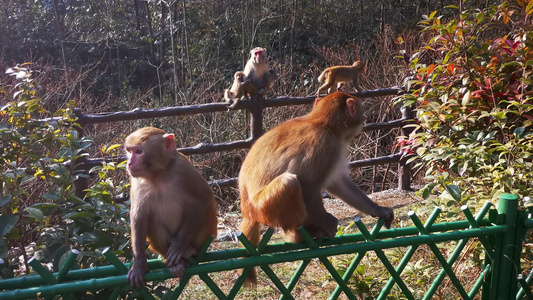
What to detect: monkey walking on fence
<box><xmin>317</xmin><ymin>61</ymin><xmax>364</xmax><ymax>95</ymax></box>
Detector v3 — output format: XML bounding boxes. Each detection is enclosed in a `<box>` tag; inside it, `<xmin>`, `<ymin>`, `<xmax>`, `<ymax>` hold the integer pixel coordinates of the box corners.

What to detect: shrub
<box><xmin>0</xmin><ymin>64</ymin><xmax>130</xmax><ymax>276</ymax></box>
<box><xmin>400</xmin><ymin>1</ymin><xmax>533</xmax><ymax>209</ymax></box>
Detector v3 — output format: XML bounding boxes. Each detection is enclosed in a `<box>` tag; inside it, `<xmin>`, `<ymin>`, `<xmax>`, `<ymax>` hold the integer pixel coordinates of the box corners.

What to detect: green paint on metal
<box><xmin>491</xmin><ymin>193</ymin><xmax>521</xmax><ymax>300</ymax></box>
<box><xmin>0</xmin><ymin>196</ymin><xmax>530</xmax><ymax>300</ymax></box>
<box><xmin>376</xmin><ymin>206</ymin><xmax>442</xmax><ymax>300</ymax></box>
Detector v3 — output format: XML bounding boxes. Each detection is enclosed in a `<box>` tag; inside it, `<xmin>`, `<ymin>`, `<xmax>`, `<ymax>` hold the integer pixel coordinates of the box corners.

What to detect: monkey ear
<box><xmin>346</xmin><ymin>98</ymin><xmax>357</xmax><ymax>117</ymax></box>
<box><xmin>163</xmin><ymin>134</ymin><xmax>176</xmax><ymax>152</ymax></box>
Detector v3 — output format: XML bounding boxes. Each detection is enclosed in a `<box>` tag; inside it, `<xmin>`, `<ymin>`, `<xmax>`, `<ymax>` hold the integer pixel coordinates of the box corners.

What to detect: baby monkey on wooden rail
<box><xmin>238</xmin><ymin>91</ymin><xmax>394</xmax><ymax>286</ymax></box>
<box><xmin>224</xmin><ymin>47</ymin><xmax>273</xmax><ymax>109</ymax></box>
<box><xmin>124</xmin><ymin>127</ymin><xmax>218</xmax><ymax>288</ymax></box>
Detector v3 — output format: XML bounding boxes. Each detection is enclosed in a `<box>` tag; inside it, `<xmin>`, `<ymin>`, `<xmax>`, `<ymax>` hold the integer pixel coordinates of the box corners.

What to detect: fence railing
<box><xmin>0</xmin><ymin>194</ymin><xmax>531</xmax><ymax>299</ymax></box>
<box><xmin>65</xmin><ymin>88</ymin><xmax>411</xmax><ymax>196</ymax></box>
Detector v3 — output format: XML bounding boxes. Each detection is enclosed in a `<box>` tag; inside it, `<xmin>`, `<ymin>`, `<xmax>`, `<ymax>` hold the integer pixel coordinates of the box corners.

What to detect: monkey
<box><xmin>224</xmin><ymin>71</ymin><xmax>257</xmax><ymax>109</ymax></box>
<box><xmin>124</xmin><ymin>127</ymin><xmax>217</xmax><ymax>288</ymax></box>
<box><xmin>243</xmin><ymin>47</ymin><xmax>272</xmax><ymax>95</ymax></box>
<box><xmin>317</xmin><ymin>61</ymin><xmax>364</xmax><ymax>96</ymax></box>
<box><xmin>238</xmin><ymin>92</ymin><xmax>394</xmax><ymax>286</ymax></box>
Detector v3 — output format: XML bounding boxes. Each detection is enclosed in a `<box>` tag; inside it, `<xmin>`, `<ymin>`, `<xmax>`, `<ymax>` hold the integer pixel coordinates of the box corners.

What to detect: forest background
<box><xmin>0</xmin><ymin>0</ymin><xmax>532</xmax><ymax>298</ymax></box>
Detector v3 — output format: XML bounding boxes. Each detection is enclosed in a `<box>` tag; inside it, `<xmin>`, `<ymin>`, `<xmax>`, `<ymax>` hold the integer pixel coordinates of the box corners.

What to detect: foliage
<box><xmin>0</xmin><ymin>0</ymin><xmax>503</xmax><ymax>106</ymax></box>
<box><xmin>338</xmin><ymin>264</ymin><xmax>382</xmax><ymax>299</ymax></box>
<box><xmin>0</xmin><ymin>65</ymin><xmax>130</xmax><ymax>276</ymax></box>
<box><xmin>400</xmin><ymin>0</ymin><xmax>533</xmax><ymax>209</ymax></box>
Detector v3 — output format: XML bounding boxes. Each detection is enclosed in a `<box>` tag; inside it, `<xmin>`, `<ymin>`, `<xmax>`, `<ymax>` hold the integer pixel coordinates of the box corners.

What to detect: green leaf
<box><xmin>0</xmin><ymin>215</ymin><xmax>19</xmax><ymax>238</ymax></box>
<box><xmin>24</xmin><ymin>207</ymin><xmax>43</xmax><ymax>222</ymax></box>
<box><xmin>461</xmin><ymin>90</ymin><xmax>471</xmax><ymax>106</ymax></box>
<box><xmin>63</xmin><ymin>211</ymin><xmax>92</xmax><ymax>220</ymax></box>
<box><xmin>106</xmin><ymin>144</ymin><xmax>122</xmax><ymax>153</ymax></box>
<box><xmin>0</xmin><ymin>195</ymin><xmax>13</xmax><ymax>207</ymax></box>
<box><xmin>42</xmin><ymin>193</ymin><xmax>61</xmax><ymax>201</ymax></box>
<box><xmin>0</xmin><ymin>240</ymin><xmax>7</xmax><ymax>258</ymax></box>
<box><xmin>445</xmin><ymin>184</ymin><xmax>462</xmax><ymax>202</ymax></box>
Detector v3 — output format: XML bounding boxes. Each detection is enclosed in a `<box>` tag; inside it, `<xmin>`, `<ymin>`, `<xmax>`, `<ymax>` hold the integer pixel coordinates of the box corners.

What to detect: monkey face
<box><xmin>234</xmin><ymin>71</ymin><xmax>245</xmax><ymax>81</ymax></box>
<box><xmin>253</xmin><ymin>51</ymin><xmax>262</xmax><ymax>63</ymax></box>
<box><xmin>125</xmin><ymin>146</ymin><xmax>148</xmax><ymax>178</ymax></box>
<box><xmin>125</xmin><ymin>128</ymin><xmax>176</xmax><ymax>178</ymax></box>
<box><xmin>251</xmin><ymin>47</ymin><xmax>266</xmax><ymax>64</ymax></box>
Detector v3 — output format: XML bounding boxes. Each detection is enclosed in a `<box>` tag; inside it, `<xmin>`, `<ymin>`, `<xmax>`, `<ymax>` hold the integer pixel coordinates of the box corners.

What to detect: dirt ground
<box><xmin>216</xmin><ymin>188</ymin><xmax>424</xmax><ymax>242</ymax></box>
<box><xmin>326</xmin><ymin>188</ymin><xmax>423</xmax><ymax>226</ymax></box>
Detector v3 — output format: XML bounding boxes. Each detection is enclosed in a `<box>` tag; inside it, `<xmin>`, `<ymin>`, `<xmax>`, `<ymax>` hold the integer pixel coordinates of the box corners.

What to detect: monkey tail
<box><xmin>240</xmin><ymin>219</ymin><xmax>260</xmax><ymax>287</ymax></box>
<box><xmin>317</xmin><ymin>70</ymin><xmax>329</xmax><ymax>82</ymax></box>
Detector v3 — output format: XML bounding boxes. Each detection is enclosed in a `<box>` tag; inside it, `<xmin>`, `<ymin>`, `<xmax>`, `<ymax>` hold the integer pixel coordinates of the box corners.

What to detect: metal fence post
<box><xmin>490</xmin><ymin>193</ymin><xmax>521</xmax><ymax>300</ymax></box>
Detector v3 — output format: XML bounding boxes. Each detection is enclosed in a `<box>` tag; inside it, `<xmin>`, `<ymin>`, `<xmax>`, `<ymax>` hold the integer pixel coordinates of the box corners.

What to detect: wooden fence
<box><xmin>66</xmin><ymin>87</ymin><xmax>411</xmax><ymax>196</ymax></box>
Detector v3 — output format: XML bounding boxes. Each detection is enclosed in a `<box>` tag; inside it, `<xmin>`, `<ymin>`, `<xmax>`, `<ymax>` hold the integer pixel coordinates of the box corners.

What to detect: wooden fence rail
<box><xmin>64</xmin><ymin>87</ymin><xmax>410</xmax><ymax>194</ymax></box>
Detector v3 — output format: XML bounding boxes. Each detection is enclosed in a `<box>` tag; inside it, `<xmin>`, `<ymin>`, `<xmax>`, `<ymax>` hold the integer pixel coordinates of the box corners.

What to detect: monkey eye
<box><xmin>126</xmin><ymin>147</ymin><xmax>143</xmax><ymax>155</ymax></box>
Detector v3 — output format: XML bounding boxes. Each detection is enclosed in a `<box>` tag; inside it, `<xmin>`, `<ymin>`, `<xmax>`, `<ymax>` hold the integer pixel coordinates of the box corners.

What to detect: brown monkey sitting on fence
<box><xmin>124</xmin><ymin>127</ymin><xmax>218</xmax><ymax>288</ymax></box>
<box><xmin>243</xmin><ymin>47</ymin><xmax>272</xmax><ymax>95</ymax></box>
<box><xmin>224</xmin><ymin>71</ymin><xmax>257</xmax><ymax>109</ymax></box>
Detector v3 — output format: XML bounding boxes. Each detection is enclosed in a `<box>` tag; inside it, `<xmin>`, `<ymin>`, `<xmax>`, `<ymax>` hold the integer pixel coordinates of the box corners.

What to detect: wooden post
<box><xmin>398</xmin><ymin>106</ymin><xmax>414</xmax><ymax>191</ymax></box>
<box><xmin>249</xmin><ymin>93</ymin><xmax>264</xmax><ymax>141</ymax></box>
<box><xmin>73</xmin><ymin>108</ymin><xmax>89</xmax><ymax>200</ymax></box>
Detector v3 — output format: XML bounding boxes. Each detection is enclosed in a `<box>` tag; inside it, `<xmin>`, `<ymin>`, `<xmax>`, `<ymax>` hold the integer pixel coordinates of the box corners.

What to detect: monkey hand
<box><xmin>165</xmin><ymin>243</ymin><xmax>197</xmax><ymax>273</ymax></box>
<box><xmin>168</xmin><ymin>260</ymin><xmax>188</xmax><ymax>278</ymax></box>
<box><xmin>127</xmin><ymin>261</ymin><xmax>148</xmax><ymax>289</ymax></box>
<box><xmin>378</xmin><ymin>206</ymin><xmax>394</xmax><ymax>229</ymax></box>
<box><xmin>227</xmin><ymin>100</ymin><xmax>239</xmax><ymax>110</ymax></box>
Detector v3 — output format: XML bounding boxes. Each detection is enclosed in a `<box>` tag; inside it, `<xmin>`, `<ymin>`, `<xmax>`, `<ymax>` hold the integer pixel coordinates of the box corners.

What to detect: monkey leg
<box><xmin>283</xmin><ymin>210</ymin><xmax>337</xmax><ymax>243</ymax></box>
<box><xmin>239</xmin><ymin>219</ymin><xmax>260</xmax><ymax>287</ymax></box>
<box><xmin>224</xmin><ymin>89</ymin><xmax>235</xmax><ymax>103</ymax></box>
<box><xmin>304</xmin><ymin>212</ymin><xmax>338</xmax><ymax>239</ymax></box>
<box><xmin>165</xmin><ymin>243</ymin><xmax>197</xmax><ymax>277</ymax></box>
<box><xmin>251</xmin><ymin>172</ymin><xmax>308</xmax><ymax>231</ymax></box>
<box><xmin>318</xmin><ymin>82</ymin><xmax>334</xmax><ymax>95</ymax></box>
<box><xmin>168</xmin><ymin>259</ymin><xmax>188</xmax><ymax>278</ymax></box>
<box><xmin>352</xmin><ymin>79</ymin><xmax>361</xmax><ymax>92</ymax></box>
<box><xmin>227</xmin><ymin>98</ymin><xmax>241</xmax><ymax>109</ymax></box>
<box><xmin>303</xmin><ymin>195</ymin><xmax>338</xmax><ymax>239</ymax></box>
<box><xmin>128</xmin><ymin>259</ymin><xmax>149</xmax><ymax>289</ymax></box>
<box><xmin>282</xmin><ymin>191</ymin><xmax>337</xmax><ymax>242</ymax></box>
<box><xmin>241</xmin><ymin>173</ymin><xmax>308</xmax><ymax>287</ymax></box>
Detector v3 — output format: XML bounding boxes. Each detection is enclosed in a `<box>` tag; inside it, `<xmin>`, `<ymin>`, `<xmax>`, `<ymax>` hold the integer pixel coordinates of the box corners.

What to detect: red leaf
<box><xmin>472</xmin><ymin>81</ymin><xmax>487</xmax><ymax>89</ymax></box>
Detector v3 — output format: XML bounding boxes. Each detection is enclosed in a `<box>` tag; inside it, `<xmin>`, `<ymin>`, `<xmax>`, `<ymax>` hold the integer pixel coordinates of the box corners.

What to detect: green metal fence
<box><xmin>0</xmin><ymin>193</ymin><xmax>531</xmax><ymax>299</ymax></box>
